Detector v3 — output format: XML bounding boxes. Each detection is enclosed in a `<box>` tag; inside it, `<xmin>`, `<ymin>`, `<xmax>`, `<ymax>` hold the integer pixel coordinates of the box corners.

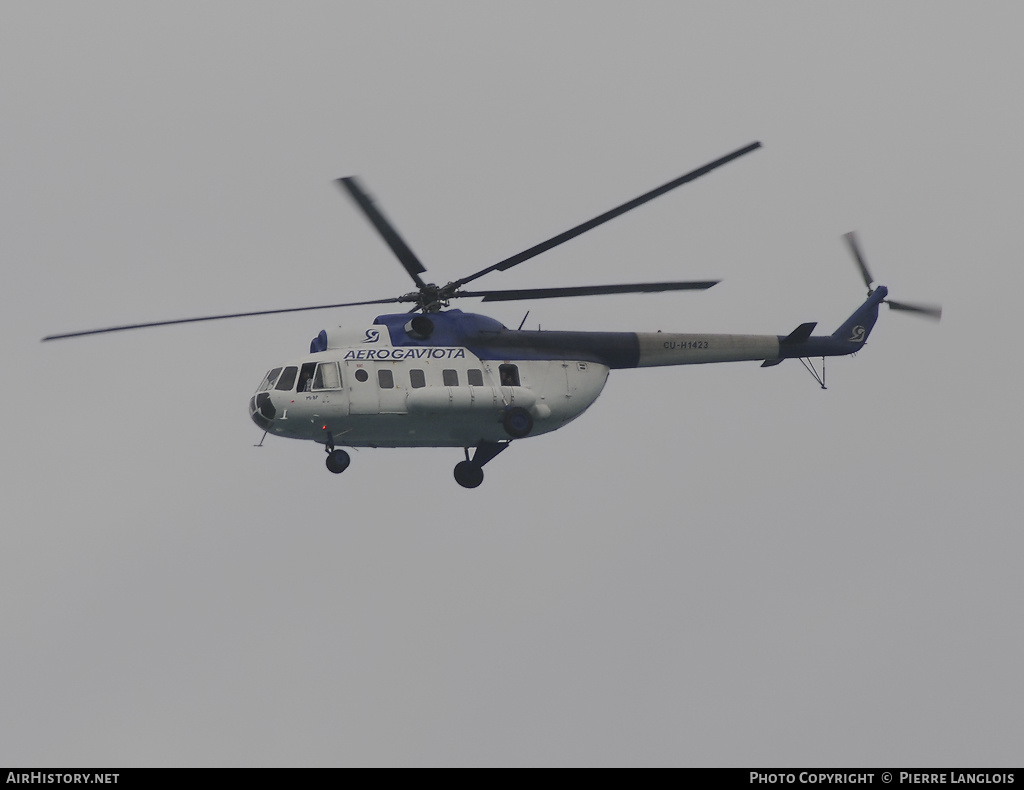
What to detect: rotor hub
<box><xmin>418</xmin><ymin>283</ymin><xmax>450</xmax><ymax>312</ymax></box>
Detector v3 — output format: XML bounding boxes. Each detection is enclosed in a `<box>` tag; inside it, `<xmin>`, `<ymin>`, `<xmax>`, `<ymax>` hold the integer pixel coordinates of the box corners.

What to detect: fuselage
<box><xmin>249</xmin><ymin>310</ymin><xmax>618</xmax><ymax>448</ymax></box>
<box><xmin>250</xmin><ymin>347</ymin><xmax>610</xmax><ymax>448</ymax></box>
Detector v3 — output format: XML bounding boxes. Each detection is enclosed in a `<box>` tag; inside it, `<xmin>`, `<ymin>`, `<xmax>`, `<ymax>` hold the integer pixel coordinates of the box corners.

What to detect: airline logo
<box><xmin>344</xmin><ymin>348</ymin><xmax>467</xmax><ymax>361</ymax></box>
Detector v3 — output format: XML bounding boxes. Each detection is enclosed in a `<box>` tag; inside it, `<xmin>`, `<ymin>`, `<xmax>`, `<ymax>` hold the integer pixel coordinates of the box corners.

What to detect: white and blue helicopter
<box><xmin>44</xmin><ymin>142</ymin><xmax>940</xmax><ymax>487</ymax></box>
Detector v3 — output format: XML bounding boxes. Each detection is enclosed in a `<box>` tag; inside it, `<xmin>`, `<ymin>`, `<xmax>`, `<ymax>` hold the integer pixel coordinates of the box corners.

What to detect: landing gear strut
<box><xmin>453</xmin><ymin>441</ymin><xmax>508</xmax><ymax>489</ymax></box>
<box><xmin>323</xmin><ymin>431</ymin><xmax>351</xmax><ymax>475</ymax></box>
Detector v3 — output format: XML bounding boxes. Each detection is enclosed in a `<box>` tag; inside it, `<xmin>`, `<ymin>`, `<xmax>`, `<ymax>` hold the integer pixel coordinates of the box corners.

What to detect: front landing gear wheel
<box><xmin>454</xmin><ymin>461</ymin><xmax>484</xmax><ymax>489</ymax></box>
<box><xmin>326</xmin><ymin>449</ymin><xmax>351</xmax><ymax>474</ymax></box>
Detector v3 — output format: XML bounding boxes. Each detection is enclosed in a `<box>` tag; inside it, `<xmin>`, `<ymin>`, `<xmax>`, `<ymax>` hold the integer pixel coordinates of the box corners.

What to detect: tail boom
<box><xmin>634</xmin><ymin>287</ymin><xmax>886</xmax><ymax>369</ymax></box>
<box><xmin>635</xmin><ymin>333</ymin><xmax>780</xmax><ymax>367</ymax></box>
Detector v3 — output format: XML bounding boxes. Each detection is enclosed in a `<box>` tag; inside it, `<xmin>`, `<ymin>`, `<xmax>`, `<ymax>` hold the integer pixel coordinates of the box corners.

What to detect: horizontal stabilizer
<box><xmin>781</xmin><ymin>322</ymin><xmax>817</xmax><ymax>345</ymax></box>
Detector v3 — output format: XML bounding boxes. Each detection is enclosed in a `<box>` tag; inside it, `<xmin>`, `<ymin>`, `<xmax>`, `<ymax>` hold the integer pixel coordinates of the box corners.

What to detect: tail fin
<box><xmin>831</xmin><ymin>286</ymin><xmax>887</xmax><ymax>352</ymax></box>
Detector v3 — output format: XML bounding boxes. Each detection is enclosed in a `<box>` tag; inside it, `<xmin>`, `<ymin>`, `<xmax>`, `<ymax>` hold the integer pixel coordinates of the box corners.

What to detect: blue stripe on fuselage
<box><xmin>373</xmin><ymin>310</ymin><xmax>641</xmax><ymax>368</ymax></box>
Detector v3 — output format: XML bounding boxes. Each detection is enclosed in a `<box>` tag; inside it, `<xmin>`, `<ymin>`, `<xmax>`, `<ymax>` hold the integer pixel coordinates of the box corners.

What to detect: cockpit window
<box><xmin>313</xmin><ymin>362</ymin><xmax>342</xmax><ymax>390</ymax></box>
<box><xmin>258</xmin><ymin>368</ymin><xmax>282</xmax><ymax>392</ymax></box>
<box><xmin>275</xmin><ymin>366</ymin><xmax>298</xmax><ymax>391</ymax></box>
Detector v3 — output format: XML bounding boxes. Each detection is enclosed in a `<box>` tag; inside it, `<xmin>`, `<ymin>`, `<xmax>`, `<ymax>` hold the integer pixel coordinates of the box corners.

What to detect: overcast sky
<box><xmin>2</xmin><ymin>1</ymin><xmax>1022</xmax><ymax>768</ymax></box>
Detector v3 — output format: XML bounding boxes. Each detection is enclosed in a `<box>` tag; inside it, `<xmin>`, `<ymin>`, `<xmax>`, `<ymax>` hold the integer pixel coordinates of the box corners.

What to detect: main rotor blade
<box><xmin>886</xmin><ymin>299</ymin><xmax>943</xmax><ymax>320</ymax></box>
<box><xmin>458</xmin><ymin>280</ymin><xmax>718</xmax><ymax>302</ymax></box>
<box><xmin>843</xmin><ymin>231</ymin><xmax>874</xmax><ymax>289</ymax></box>
<box><xmin>448</xmin><ymin>141</ymin><xmax>762</xmax><ymax>291</ymax></box>
<box><xmin>41</xmin><ymin>296</ymin><xmax>407</xmax><ymax>341</ymax></box>
<box><xmin>337</xmin><ymin>176</ymin><xmax>428</xmax><ymax>289</ymax></box>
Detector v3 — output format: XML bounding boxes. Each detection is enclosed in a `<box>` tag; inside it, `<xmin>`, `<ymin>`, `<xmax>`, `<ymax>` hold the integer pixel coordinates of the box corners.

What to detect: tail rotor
<box><xmin>842</xmin><ymin>232</ymin><xmax>942</xmax><ymax>320</ymax></box>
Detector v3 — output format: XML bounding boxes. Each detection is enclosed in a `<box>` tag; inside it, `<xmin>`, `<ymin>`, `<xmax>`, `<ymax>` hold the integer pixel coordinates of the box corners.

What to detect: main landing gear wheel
<box><xmin>502</xmin><ymin>406</ymin><xmax>533</xmax><ymax>439</ymax></box>
<box><xmin>453</xmin><ymin>461</ymin><xmax>484</xmax><ymax>489</ymax></box>
<box><xmin>326</xmin><ymin>449</ymin><xmax>351</xmax><ymax>474</ymax></box>
<box><xmin>453</xmin><ymin>441</ymin><xmax>508</xmax><ymax>488</ymax></box>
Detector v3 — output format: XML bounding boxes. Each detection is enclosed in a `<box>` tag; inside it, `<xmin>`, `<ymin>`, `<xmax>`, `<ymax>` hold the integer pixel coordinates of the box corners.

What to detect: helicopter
<box><xmin>43</xmin><ymin>141</ymin><xmax>941</xmax><ymax>488</ymax></box>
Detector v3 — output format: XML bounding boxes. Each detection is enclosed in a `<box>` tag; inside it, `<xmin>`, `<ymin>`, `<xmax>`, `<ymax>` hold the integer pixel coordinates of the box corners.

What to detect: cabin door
<box><xmin>345</xmin><ymin>362</ymin><xmax>380</xmax><ymax>415</ymax></box>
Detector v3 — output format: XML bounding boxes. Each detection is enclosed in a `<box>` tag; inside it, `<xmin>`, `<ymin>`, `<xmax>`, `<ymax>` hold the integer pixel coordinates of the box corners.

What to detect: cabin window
<box><xmin>467</xmin><ymin>369</ymin><xmax>484</xmax><ymax>387</ymax></box>
<box><xmin>276</xmin><ymin>366</ymin><xmax>298</xmax><ymax>391</ymax></box>
<box><xmin>409</xmin><ymin>369</ymin><xmax>426</xmax><ymax>389</ymax></box>
<box><xmin>297</xmin><ymin>362</ymin><xmax>317</xmax><ymax>392</ymax></box>
<box><xmin>378</xmin><ymin>369</ymin><xmax>395</xmax><ymax>389</ymax></box>
<box><xmin>313</xmin><ymin>362</ymin><xmax>341</xmax><ymax>390</ymax></box>
<box><xmin>258</xmin><ymin>368</ymin><xmax>282</xmax><ymax>392</ymax></box>
<box><xmin>354</xmin><ymin>368</ymin><xmax>369</xmax><ymax>383</ymax></box>
<box><xmin>442</xmin><ymin>369</ymin><xmax>459</xmax><ymax>387</ymax></box>
<box><xmin>499</xmin><ymin>364</ymin><xmax>520</xmax><ymax>386</ymax></box>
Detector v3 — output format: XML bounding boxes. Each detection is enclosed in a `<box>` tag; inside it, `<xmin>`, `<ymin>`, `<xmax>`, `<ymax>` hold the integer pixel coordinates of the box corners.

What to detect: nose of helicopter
<box><xmin>249</xmin><ymin>391</ymin><xmax>277</xmax><ymax>430</ymax></box>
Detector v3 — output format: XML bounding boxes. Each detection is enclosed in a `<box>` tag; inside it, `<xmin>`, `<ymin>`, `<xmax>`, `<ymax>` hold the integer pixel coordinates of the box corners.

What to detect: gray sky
<box><xmin>2</xmin><ymin>1</ymin><xmax>1022</xmax><ymax>767</ymax></box>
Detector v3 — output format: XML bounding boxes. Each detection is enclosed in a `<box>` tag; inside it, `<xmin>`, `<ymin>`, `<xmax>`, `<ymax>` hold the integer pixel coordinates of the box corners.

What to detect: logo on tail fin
<box><xmin>849</xmin><ymin>326</ymin><xmax>866</xmax><ymax>343</ymax></box>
